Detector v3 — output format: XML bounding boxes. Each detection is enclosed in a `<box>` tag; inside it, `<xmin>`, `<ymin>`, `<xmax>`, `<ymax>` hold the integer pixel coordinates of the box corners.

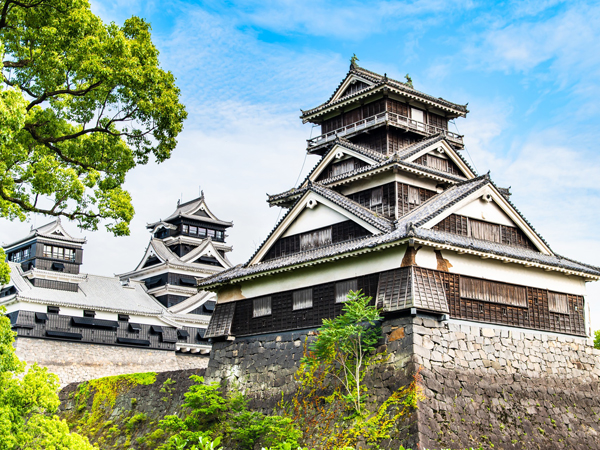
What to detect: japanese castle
<box><xmin>2</xmin><ymin>193</ymin><xmax>233</xmax><ymax>355</ymax></box>
<box><xmin>200</xmin><ymin>62</ymin><xmax>600</xmax><ymax>339</ymax></box>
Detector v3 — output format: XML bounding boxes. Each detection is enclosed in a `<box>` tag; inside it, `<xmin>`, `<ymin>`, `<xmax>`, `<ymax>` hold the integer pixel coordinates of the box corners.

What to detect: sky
<box><xmin>2</xmin><ymin>0</ymin><xmax>600</xmax><ymax>328</ymax></box>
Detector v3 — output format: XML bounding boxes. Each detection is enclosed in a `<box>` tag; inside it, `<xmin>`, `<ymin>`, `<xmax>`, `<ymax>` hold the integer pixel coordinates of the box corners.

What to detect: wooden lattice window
<box><xmin>408</xmin><ymin>186</ymin><xmax>421</xmax><ymax>205</ymax></box>
<box><xmin>300</xmin><ymin>228</ymin><xmax>332</xmax><ymax>251</ymax></box>
<box><xmin>253</xmin><ymin>296</ymin><xmax>272</xmax><ymax>318</ymax></box>
<box><xmin>469</xmin><ymin>219</ymin><xmax>501</xmax><ymax>243</ymax></box>
<box><xmin>459</xmin><ymin>277</ymin><xmax>527</xmax><ymax>307</ymax></box>
<box><xmin>331</xmin><ymin>160</ymin><xmax>355</xmax><ymax>177</ymax></box>
<box><xmin>426</xmin><ymin>154</ymin><xmax>448</xmax><ymax>172</ymax></box>
<box><xmin>548</xmin><ymin>292</ymin><xmax>569</xmax><ymax>314</ymax></box>
<box><xmin>371</xmin><ymin>187</ymin><xmax>383</xmax><ymax>206</ymax></box>
<box><xmin>293</xmin><ymin>288</ymin><xmax>313</xmax><ymax>310</ymax></box>
<box><xmin>335</xmin><ymin>279</ymin><xmax>358</xmax><ymax>303</ymax></box>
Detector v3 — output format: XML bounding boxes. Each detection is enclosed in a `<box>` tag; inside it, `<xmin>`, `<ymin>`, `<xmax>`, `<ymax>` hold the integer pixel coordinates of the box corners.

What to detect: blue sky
<box><xmin>3</xmin><ymin>0</ymin><xmax>600</xmax><ymax>328</ymax></box>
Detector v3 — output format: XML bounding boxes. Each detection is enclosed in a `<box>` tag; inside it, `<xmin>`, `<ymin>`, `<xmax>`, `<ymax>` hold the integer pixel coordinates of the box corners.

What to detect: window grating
<box><xmin>548</xmin><ymin>292</ymin><xmax>569</xmax><ymax>314</ymax></box>
<box><xmin>459</xmin><ymin>277</ymin><xmax>527</xmax><ymax>307</ymax></box>
<box><xmin>293</xmin><ymin>288</ymin><xmax>313</xmax><ymax>310</ymax></box>
<box><xmin>335</xmin><ymin>279</ymin><xmax>358</xmax><ymax>303</ymax></box>
<box><xmin>253</xmin><ymin>296</ymin><xmax>272</xmax><ymax>317</ymax></box>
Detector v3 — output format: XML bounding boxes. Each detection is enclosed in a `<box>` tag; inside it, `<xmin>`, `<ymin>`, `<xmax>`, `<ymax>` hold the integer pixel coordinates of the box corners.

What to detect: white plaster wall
<box><xmin>454</xmin><ymin>198</ymin><xmax>515</xmax><ymax>226</ymax></box>
<box><xmin>222</xmin><ymin>243</ymin><xmax>588</xmax><ymax>301</ymax></box>
<box><xmin>282</xmin><ymin>204</ymin><xmax>348</xmax><ymax>237</ymax></box>
<box><xmin>415</xmin><ymin>246</ymin><xmax>587</xmax><ymax>295</ymax></box>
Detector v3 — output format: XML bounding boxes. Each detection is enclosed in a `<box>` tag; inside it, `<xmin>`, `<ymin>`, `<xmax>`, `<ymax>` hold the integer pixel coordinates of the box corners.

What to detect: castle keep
<box><xmin>199</xmin><ymin>63</ymin><xmax>600</xmax><ymax>449</ymax></box>
<box><xmin>2</xmin><ymin>194</ymin><xmax>232</xmax><ymax>384</ymax></box>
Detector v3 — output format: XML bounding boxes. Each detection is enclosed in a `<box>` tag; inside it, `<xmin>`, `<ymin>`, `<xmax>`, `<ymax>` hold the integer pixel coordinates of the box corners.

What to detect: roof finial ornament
<box><xmin>485</xmin><ymin>170</ymin><xmax>491</xmax><ymax>180</ymax></box>
<box><xmin>404</xmin><ymin>74</ymin><xmax>413</xmax><ymax>88</ymax></box>
<box><xmin>350</xmin><ymin>54</ymin><xmax>359</xmax><ymax>68</ymax></box>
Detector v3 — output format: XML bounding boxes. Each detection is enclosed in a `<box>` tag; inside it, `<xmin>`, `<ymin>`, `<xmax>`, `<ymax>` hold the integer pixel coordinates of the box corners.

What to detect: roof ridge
<box><xmin>310</xmin><ymin>184</ymin><xmax>393</xmax><ymax>232</ymax></box>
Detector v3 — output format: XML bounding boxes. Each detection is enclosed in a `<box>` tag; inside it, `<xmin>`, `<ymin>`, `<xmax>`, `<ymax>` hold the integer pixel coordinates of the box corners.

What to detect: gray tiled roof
<box><xmin>5</xmin><ymin>263</ymin><xmax>165</xmax><ymax>315</ymax></box>
<box><xmin>198</xmin><ymin>175</ymin><xmax>600</xmax><ymax>288</ymax></box>
<box><xmin>301</xmin><ymin>65</ymin><xmax>468</xmax><ymax>118</ymax></box>
<box><xmin>310</xmin><ymin>184</ymin><xmax>393</xmax><ymax>232</ymax></box>
<box><xmin>148</xmin><ymin>195</ymin><xmax>233</xmax><ymax>228</ymax></box>
<box><xmin>3</xmin><ymin>218</ymin><xmax>86</xmax><ymax>249</ymax></box>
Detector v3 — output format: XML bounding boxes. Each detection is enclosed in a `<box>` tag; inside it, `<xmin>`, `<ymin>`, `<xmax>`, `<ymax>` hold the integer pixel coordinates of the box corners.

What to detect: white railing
<box><xmin>307</xmin><ymin>112</ymin><xmax>464</xmax><ymax>148</ymax></box>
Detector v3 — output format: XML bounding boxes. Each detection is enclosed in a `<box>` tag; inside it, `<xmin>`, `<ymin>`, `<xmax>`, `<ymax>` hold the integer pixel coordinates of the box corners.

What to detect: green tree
<box><xmin>0</xmin><ymin>0</ymin><xmax>187</xmax><ymax>284</ymax></box>
<box><xmin>594</xmin><ymin>330</ymin><xmax>600</xmax><ymax>350</ymax></box>
<box><xmin>0</xmin><ymin>307</ymin><xmax>96</xmax><ymax>449</ymax></box>
<box><xmin>304</xmin><ymin>290</ymin><xmax>382</xmax><ymax>414</ymax></box>
<box><xmin>0</xmin><ymin>0</ymin><xmax>186</xmax><ymax>234</ymax></box>
<box><xmin>0</xmin><ymin>249</ymin><xmax>8</xmax><ymax>285</ymax></box>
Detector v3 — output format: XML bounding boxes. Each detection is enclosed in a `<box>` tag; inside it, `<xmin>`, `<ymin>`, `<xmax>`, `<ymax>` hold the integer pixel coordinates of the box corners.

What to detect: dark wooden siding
<box><xmin>35</xmin><ymin>258</ymin><xmax>80</xmax><ymax>274</ymax></box>
<box><xmin>263</xmin><ymin>221</ymin><xmax>370</xmax><ymax>262</ymax></box>
<box><xmin>30</xmin><ymin>278</ymin><xmax>78</xmax><ymax>292</ymax></box>
<box><xmin>427</xmin><ymin>112</ymin><xmax>448</xmax><ymax>130</ymax></box>
<box><xmin>351</xmin><ymin>129</ymin><xmax>421</xmax><ymax>156</ymax></box>
<box><xmin>440</xmin><ymin>271</ymin><xmax>585</xmax><ymax>336</ymax></box>
<box><xmin>433</xmin><ymin>214</ymin><xmax>536</xmax><ymax>250</ymax></box>
<box><xmin>397</xmin><ymin>182</ymin><xmax>436</xmax><ymax>217</ymax></box>
<box><xmin>347</xmin><ymin>183</ymin><xmax>396</xmax><ymax>219</ymax></box>
<box><xmin>230</xmin><ymin>274</ymin><xmax>379</xmax><ymax>336</ymax></box>
<box><xmin>222</xmin><ymin>267</ymin><xmax>585</xmax><ymax>337</ymax></box>
<box><xmin>339</xmin><ymin>80</ymin><xmax>370</xmax><ymax>99</ymax></box>
<box><xmin>11</xmin><ymin>310</ymin><xmax>178</xmax><ymax>350</ymax></box>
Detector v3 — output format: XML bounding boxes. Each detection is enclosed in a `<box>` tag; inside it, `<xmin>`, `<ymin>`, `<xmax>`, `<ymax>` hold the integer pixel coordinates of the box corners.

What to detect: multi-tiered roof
<box><xmin>119</xmin><ymin>193</ymin><xmax>233</xmax><ymax>318</ymax></box>
<box><xmin>200</xmin><ymin>63</ymin><xmax>600</xmax><ymax>340</ymax></box>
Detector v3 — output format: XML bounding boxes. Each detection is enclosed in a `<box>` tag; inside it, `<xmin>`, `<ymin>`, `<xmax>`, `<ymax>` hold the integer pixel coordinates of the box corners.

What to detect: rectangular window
<box><xmin>411</xmin><ymin>108</ymin><xmax>425</xmax><ymax>123</ymax></box>
<box><xmin>198</xmin><ymin>228</ymin><xmax>207</xmax><ymax>237</ymax></box>
<box><xmin>207</xmin><ymin>229</ymin><xmax>216</xmax><ymax>238</ymax></box>
<box><xmin>300</xmin><ymin>227</ymin><xmax>332</xmax><ymax>251</ymax></box>
<box><xmin>293</xmin><ymin>288</ymin><xmax>313</xmax><ymax>310</ymax></box>
<box><xmin>43</xmin><ymin>245</ymin><xmax>52</xmax><ymax>258</ymax></box>
<box><xmin>469</xmin><ymin>219</ymin><xmax>501</xmax><ymax>243</ymax></box>
<box><xmin>189</xmin><ymin>226</ymin><xmax>197</xmax><ymax>235</ymax></box>
<box><xmin>426</xmin><ymin>154</ymin><xmax>448</xmax><ymax>172</ymax></box>
<box><xmin>64</xmin><ymin>248</ymin><xmax>75</xmax><ymax>262</ymax></box>
<box><xmin>331</xmin><ymin>159</ymin><xmax>355</xmax><ymax>177</ymax></box>
<box><xmin>22</xmin><ymin>248</ymin><xmax>30</xmax><ymax>259</ymax></box>
<box><xmin>336</xmin><ymin>279</ymin><xmax>358</xmax><ymax>303</ymax></box>
<box><xmin>216</xmin><ymin>231</ymin><xmax>224</xmax><ymax>240</ymax></box>
<box><xmin>47</xmin><ymin>306</ymin><xmax>60</xmax><ymax>314</ymax></box>
<box><xmin>253</xmin><ymin>296</ymin><xmax>272</xmax><ymax>317</ymax></box>
<box><xmin>182</xmin><ymin>225</ymin><xmax>189</xmax><ymax>234</ymax></box>
<box><xmin>548</xmin><ymin>292</ymin><xmax>569</xmax><ymax>314</ymax></box>
<box><xmin>371</xmin><ymin>187</ymin><xmax>383</xmax><ymax>206</ymax></box>
<box><xmin>459</xmin><ymin>277</ymin><xmax>528</xmax><ymax>307</ymax></box>
<box><xmin>118</xmin><ymin>314</ymin><xmax>130</xmax><ymax>321</ymax></box>
<box><xmin>83</xmin><ymin>310</ymin><xmax>95</xmax><ymax>318</ymax></box>
<box><xmin>408</xmin><ymin>186</ymin><xmax>420</xmax><ymax>205</ymax></box>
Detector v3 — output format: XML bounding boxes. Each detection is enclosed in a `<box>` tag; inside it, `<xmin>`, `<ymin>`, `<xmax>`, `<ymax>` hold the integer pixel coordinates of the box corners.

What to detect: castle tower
<box><xmin>200</xmin><ymin>63</ymin><xmax>599</xmax><ymax>340</ymax></box>
<box><xmin>119</xmin><ymin>193</ymin><xmax>233</xmax><ymax>313</ymax></box>
<box><xmin>3</xmin><ymin>219</ymin><xmax>86</xmax><ymax>291</ymax></box>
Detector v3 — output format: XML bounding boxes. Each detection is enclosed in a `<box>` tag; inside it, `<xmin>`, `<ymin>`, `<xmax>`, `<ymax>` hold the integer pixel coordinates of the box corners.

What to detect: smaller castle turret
<box><xmin>119</xmin><ymin>193</ymin><xmax>233</xmax><ymax>310</ymax></box>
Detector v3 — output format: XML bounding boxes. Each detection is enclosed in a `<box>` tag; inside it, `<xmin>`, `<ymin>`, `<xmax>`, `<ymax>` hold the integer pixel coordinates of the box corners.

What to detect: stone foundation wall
<box><xmin>206</xmin><ymin>317</ymin><xmax>600</xmax><ymax>449</ymax></box>
<box><xmin>15</xmin><ymin>337</ymin><xmax>208</xmax><ymax>386</ymax></box>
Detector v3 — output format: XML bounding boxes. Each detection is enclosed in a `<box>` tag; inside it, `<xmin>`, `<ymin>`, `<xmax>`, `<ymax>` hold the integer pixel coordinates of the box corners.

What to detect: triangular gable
<box><xmin>330</xmin><ymin>73</ymin><xmax>375</xmax><ymax>104</ymax></box>
<box><xmin>167</xmin><ymin>290</ymin><xmax>214</xmax><ymax>315</ymax></box>
<box><xmin>182</xmin><ymin>240</ymin><xmax>232</xmax><ymax>269</ymax></box>
<box><xmin>134</xmin><ymin>243</ymin><xmax>167</xmax><ymax>271</ymax></box>
<box><xmin>249</xmin><ymin>190</ymin><xmax>384</xmax><ymax>265</ymax></box>
<box><xmin>403</xmin><ymin>139</ymin><xmax>475</xmax><ymax>179</ymax></box>
<box><xmin>305</xmin><ymin>143</ymin><xmax>382</xmax><ymax>185</ymax></box>
<box><xmin>419</xmin><ymin>183</ymin><xmax>552</xmax><ymax>255</ymax></box>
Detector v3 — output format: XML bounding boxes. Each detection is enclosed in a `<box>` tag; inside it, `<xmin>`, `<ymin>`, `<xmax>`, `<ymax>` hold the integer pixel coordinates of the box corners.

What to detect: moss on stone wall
<box><xmin>59</xmin><ymin>369</ymin><xmax>204</xmax><ymax>449</ymax></box>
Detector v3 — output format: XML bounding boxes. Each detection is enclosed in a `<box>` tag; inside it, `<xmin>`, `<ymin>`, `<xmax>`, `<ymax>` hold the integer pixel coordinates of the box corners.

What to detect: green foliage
<box><xmin>0</xmin><ymin>0</ymin><xmax>187</xmax><ymax>235</ymax></box>
<box><xmin>0</xmin><ymin>249</ymin><xmax>9</xmax><ymax>285</ymax></box>
<box><xmin>0</xmin><ymin>306</ymin><xmax>95</xmax><ymax>450</ymax></box>
<box><xmin>74</xmin><ymin>371</ymin><xmax>156</xmax><ymax>429</ymax></box>
<box><xmin>594</xmin><ymin>330</ymin><xmax>600</xmax><ymax>350</ymax></box>
<box><xmin>127</xmin><ymin>413</ymin><xmax>148</xmax><ymax>431</ymax></box>
<box><xmin>303</xmin><ymin>290</ymin><xmax>382</xmax><ymax>413</ymax></box>
<box><xmin>154</xmin><ymin>376</ymin><xmax>302</xmax><ymax>450</ymax></box>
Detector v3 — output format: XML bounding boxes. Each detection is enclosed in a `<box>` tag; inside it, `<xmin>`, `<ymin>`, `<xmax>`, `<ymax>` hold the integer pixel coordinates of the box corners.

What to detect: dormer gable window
<box><xmin>331</xmin><ymin>159</ymin><xmax>355</xmax><ymax>177</ymax></box>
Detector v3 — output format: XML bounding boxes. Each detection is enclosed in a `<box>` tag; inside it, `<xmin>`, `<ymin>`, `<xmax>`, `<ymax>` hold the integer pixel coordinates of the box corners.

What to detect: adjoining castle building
<box><xmin>201</xmin><ymin>63</ymin><xmax>600</xmax><ymax>340</ymax></box>
<box><xmin>1</xmin><ymin>194</ymin><xmax>233</xmax><ymax>384</ymax></box>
